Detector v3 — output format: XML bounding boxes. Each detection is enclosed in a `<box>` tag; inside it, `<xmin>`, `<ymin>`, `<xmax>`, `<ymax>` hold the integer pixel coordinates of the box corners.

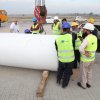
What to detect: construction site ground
<box><xmin>0</xmin><ymin>53</ymin><xmax>100</xmax><ymax>100</ymax></box>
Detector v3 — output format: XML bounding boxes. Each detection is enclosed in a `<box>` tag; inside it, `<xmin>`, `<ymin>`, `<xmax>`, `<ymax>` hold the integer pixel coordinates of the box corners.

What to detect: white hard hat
<box><xmin>54</xmin><ymin>16</ymin><xmax>59</xmax><ymax>20</ymax></box>
<box><xmin>83</xmin><ymin>23</ymin><xmax>94</xmax><ymax>31</ymax></box>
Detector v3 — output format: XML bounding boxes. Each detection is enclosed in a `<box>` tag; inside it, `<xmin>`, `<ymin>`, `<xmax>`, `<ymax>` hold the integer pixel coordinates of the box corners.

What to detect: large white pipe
<box><xmin>0</xmin><ymin>33</ymin><xmax>59</xmax><ymax>71</ymax></box>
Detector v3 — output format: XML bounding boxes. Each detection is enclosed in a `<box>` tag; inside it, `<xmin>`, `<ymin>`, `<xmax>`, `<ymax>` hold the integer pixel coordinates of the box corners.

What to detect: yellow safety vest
<box><xmin>56</xmin><ymin>34</ymin><xmax>75</xmax><ymax>62</ymax></box>
<box><xmin>75</xmin><ymin>31</ymin><xmax>83</xmax><ymax>50</ymax></box>
<box><xmin>81</xmin><ymin>34</ymin><xmax>97</xmax><ymax>62</ymax></box>
<box><xmin>32</xmin><ymin>24</ymin><xmax>39</xmax><ymax>34</ymax></box>
<box><xmin>52</xmin><ymin>22</ymin><xmax>62</xmax><ymax>35</ymax></box>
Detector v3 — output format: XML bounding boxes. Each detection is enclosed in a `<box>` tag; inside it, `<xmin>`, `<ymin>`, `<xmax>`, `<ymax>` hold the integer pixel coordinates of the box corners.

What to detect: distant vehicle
<box><xmin>0</xmin><ymin>10</ymin><xmax>8</xmax><ymax>23</ymax></box>
<box><xmin>46</xmin><ymin>16</ymin><xmax>61</xmax><ymax>24</ymax></box>
<box><xmin>46</xmin><ymin>16</ymin><xmax>54</xmax><ymax>24</ymax></box>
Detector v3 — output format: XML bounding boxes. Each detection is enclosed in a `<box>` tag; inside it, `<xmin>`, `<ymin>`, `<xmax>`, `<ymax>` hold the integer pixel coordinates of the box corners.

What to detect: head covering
<box><xmin>62</xmin><ymin>22</ymin><xmax>71</xmax><ymax>29</ymax></box>
<box><xmin>32</xmin><ymin>17</ymin><xmax>37</xmax><ymax>22</ymax></box>
<box><xmin>88</xmin><ymin>18</ymin><xmax>95</xmax><ymax>24</ymax></box>
<box><xmin>54</xmin><ymin>16</ymin><xmax>59</xmax><ymax>20</ymax></box>
<box><xmin>71</xmin><ymin>22</ymin><xmax>79</xmax><ymax>26</ymax></box>
<box><xmin>24</xmin><ymin>29</ymin><xmax>31</xmax><ymax>33</ymax></box>
<box><xmin>83</xmin><ymin>23</ymin><xmax>94</xmax><ymax>31</ymax></box>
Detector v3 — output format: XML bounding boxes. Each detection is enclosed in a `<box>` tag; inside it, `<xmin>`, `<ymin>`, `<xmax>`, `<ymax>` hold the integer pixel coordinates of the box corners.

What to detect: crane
<box><xmin>34</xmin><ymin>0</ymin><xmax>47</xmax><ymax>23</ymax></box>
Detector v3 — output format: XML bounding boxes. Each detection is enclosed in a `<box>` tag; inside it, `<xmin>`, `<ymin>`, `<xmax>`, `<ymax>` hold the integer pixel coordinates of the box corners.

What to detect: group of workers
<box><xmin>55</xmin><ymin>17</ymin><xmax>98</xmax><ymax>89</ymax></box>
<box><xmin>10</xmin><ymin>17</ymin><xmax>44</xmax><ymax>34</ymax></box>
<box><xmin>9</xmin><ymin>16</ymin><xmax>98</xmax><ymax>89</ymax></box>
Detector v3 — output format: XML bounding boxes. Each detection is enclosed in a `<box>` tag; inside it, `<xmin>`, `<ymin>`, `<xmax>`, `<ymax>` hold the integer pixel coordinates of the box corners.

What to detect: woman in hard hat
<box><xmin>30</xmin><ymin>17</ymin><xmax>40</xmax><ymax>34</ymax></box>
<box><xmin>77</xmin><ymin>23</ymin><xmax>97</xmax><ymax>89</ymax></box>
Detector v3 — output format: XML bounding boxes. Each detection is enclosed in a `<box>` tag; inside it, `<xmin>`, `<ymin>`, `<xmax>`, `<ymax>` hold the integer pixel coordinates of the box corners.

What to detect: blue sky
<box><xmin>0</xmin><ymin>0</ymin><xmax>100</xmax><ymax>14</ymax></box>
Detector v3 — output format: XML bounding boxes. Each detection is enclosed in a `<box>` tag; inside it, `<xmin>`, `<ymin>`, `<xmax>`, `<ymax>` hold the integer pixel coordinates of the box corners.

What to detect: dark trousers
<box><xmin>97</xmin><ymin>39</ymin><xmax>100</xmax><ymax>52</ymax></box>
<box><xmin>74</xmin><ymin>50</ymin><xmax>80</xmax><ymax>68</ymax></box>
<box><xmin>57</xmin><ymin>61</ymin><xmax>74</xmax><ymax>88</ymax></box>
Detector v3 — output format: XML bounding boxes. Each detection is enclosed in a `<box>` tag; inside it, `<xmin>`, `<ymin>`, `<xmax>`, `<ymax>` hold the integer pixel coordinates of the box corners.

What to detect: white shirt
<box><xmin>10</xmin><ymin>22</ymin><xmax>19</xmax><ymax>33</ymax></box>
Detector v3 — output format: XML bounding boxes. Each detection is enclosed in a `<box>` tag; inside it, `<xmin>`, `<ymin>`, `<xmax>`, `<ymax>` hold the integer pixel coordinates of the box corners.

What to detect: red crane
<box><xmin>34</xmin><ymin>0</ymin><xmax>47</xmax><ymax>23</ymax></box>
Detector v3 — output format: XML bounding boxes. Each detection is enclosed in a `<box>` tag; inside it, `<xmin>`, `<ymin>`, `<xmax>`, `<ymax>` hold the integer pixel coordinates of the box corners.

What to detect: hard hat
<box><xmin>83</xmin><ymin>23</ymin><xmax>94</xmax><ymax>31</ymax></box>
<box><xmin>71</xmin><ymin>22</ymin><xmax>79</xmax><ymax>26</ymax></box>
<box><xmin>85</xmin><ymin>19</ymin><xmax>88</xmax><ymax>21</ymax></box>
<box><xmin>54</xmin><ymin>16</ymin><xmax>59</xmax><ymax>20</ymax></box>
<box><xmin>88</xmin><ymin>18</ymin><xmax>95</xmax><ymax>24</ymax></box>
<box><xmin>32</xmin><ymin>17</ymin><xmax>37</xmax><ymax>22</ymax></box>
<box><xmin>62</xmin><ymin>22</ymin><xmax>71</xmax><ymax>28</ymax></box>
<box><xmin>75</xmin><ymin>18</ymin><xmax>78</xmax><ymax>21</ymax></box>
<box><xmin>24</xmin><ymin>29</ymin><xmax>31</xmax><ymax>33</ymax></box>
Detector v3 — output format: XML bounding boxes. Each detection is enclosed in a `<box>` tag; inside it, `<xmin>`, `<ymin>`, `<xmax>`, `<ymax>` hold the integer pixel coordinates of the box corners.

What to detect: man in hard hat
<box><xmin>55</xmin><ymin>22</ymin><xmax>76</xmax><ymax>88</ymax></box>
<box><xmin>10</xmin><ymin>18</ymin><xmax>19</xmax><ymax>33</ymax></box>
<box><xmin>88</xmin><ymin>18</ymin><xmax>98</xmax><ymax>37</ymax></box>
<box><xmin>88</xmin><ymin>18</ymin><xmax>99</xmax><ymax>52</ymax></box>
<box><xmin>77</xmin><ymin>23</ymin><xmax>97</xmax><ymax>89</ymax></box>
<box><xmin>71</xmin><ymin>21</ymin><xmax>82</xmax><ymax>69</ymax></box>
<box><xmin>71</xmin><ymin>21</ymin><xmax>80</xmax><ymax>33</ymax></box>
<box><xmin>30</xmin><ymin>17</ymin><xmax>40</xmax><ymax>34</ymax></box>
<box><xmin>52</xmin><ymin>16</ymin><xmax>62</xmax><ymax>35</ymax></box>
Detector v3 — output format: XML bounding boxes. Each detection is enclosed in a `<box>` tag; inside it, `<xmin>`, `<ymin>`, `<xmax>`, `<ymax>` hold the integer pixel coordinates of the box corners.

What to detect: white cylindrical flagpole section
<box><xmin>0</xmin><ymin>33</ymin><xmax>59</xmax><ymax>71</ymax></box>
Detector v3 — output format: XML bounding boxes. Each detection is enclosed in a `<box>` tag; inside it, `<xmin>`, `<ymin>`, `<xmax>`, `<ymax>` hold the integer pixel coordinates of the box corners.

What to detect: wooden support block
<box><xmin>36</xmin><ymin>71</ymin><xmax>49</xmax><ymax>97</ymax></box>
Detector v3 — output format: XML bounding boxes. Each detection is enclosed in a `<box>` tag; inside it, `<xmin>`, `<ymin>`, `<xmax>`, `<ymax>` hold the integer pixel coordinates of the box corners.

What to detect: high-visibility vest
<box><xmin>81</xmin><ymin>34</ymin><xmax>97</xmax><ymax>62</ymax></box>
<box><xmin>56</xmin><ymin>34</ymin><xmax>75</xmax><ymax>62</ymax></box>
<box><xmin>75</xmin><ymin>31</ymin><xmax>83</xmax><ymax>50</ymax></box>
<box><xmin>78</xmin><ymin>30</ymin><xmax>82</xmax><ymax>37</ymax></box>
<box><xmin>32</xmin><ymin>24</ymin><xmax>40</xmax><ymax>34</ymax></box>
<box><xmin>52</xmin><ymin>22</ymin><xmax>61</xmax><ymax>35</ymax></box>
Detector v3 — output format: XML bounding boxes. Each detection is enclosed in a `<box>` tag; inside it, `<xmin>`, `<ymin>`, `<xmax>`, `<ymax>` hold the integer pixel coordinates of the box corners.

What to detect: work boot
<box><xmin>86</xmin><ymin>83</ymin><xmax>91</xmax><ymax>88</ymax></box>
<box><xmin>62</xmin><ymin>83</ymin><xmax>67</xmax><ymax>88</ymax></box>
<box><xmin>77</xmin><ymin>82</ymin><xmax>86</xmax><ymax>89</ymax></box>
<box><xmin>56</xmin><ymin>79</ymin><xmax>61</xmax><ymax>84</ymax></box>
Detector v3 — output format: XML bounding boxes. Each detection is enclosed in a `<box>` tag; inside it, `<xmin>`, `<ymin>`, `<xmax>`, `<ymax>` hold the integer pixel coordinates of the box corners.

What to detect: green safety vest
<box><xmin>52</xmin><ymin>22</ymin><xmax>62</xmax><ymax>35</ymax></box>
<box><xmin>56</xmin><ymin>34</ymin><xmax>75</xmax><ymax>62</ymax></box>
<box><xmin>32</xmin><ymin>24</ymin><xmax>39</xmax><ymax>34</ymax></box>
<box><xmin>75</xmin><ymin>31</ymin><xmax>83</xmax><ymax>50</ymax></box>
<box><xmin>81</xmin><ymin>34</ymin><xmax>97</xmax><ymax>62</ymax></box>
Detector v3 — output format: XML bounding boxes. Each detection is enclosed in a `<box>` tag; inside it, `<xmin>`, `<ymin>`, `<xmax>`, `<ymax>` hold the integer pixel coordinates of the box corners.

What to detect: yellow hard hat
<box><xmin>71</xmin><ymin>22</ymin><xmax>79</xmax><ymax>26</ymax></box>
<box><xmin>88</xmin><ymin>18</ymin><xmax>94</xmax><ymax>24</ymax></box>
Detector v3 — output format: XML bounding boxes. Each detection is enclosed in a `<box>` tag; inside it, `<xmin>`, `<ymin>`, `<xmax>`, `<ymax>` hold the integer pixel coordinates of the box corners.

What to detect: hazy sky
<box><xmin>0</xmin><ymin>0</ymin><xmax>100</xmax><ymax>15</ymax></box>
